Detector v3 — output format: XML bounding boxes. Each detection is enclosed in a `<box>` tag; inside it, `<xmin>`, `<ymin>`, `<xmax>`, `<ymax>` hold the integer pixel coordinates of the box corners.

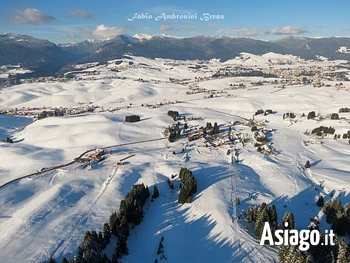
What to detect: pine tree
<box><xmin>152</xmin><ymin>185</ymin><xmax>159</xmax><ymax>199</ymax></box>
<box><xmin>268</xmin><ymin>204</ymin><xmax>278</xmax><ymax>227</ymax></box>
<box><xmin>279</xmin><ymin>244</ymin><xmax>290</xmax><ymax>262</ymax></box>
<box><xmin>213</xmin><ymin>122</ymin><xmax>219</xmax><ymax>134</ymax></box>
<box><xmin>279</xmin><ymin>212</ymin><xmax>295</xmax><ymax>230</ymax></box>
<box><xmin>236</xmin><ymin>197</ymin><xmax>241</xmax><ymax>205</ymax></box>
<box><xmin>175</xmin><ymin>129</ymin><xmax>181</xmax><ymax>139</ymax></box>
<box><xmin>246</xmin><ymin>205</ymin><xmax>255</xmax><ymax>222</ymax></box>
<box><xmin>254</xmin><ymin>203</ymin><xmax>269</xmax><ymax>239</ymax></box>
<box><xmin>305</xmin><ymin>255</ymin><xmax>314</xmax><ymax>263</ymax></box>
<box><xmin>61</xmin><ymin>258</ymin><xmax>69</xmax><ymax>263</ymax></box>
<box><xmin>305</xmin><ymin>160</ymin><xmax>311</xmax><ymax>168</ymax></box>
<box><xmin>102</xmin><ymin>223</ymin><xmax>111</xmax><ymax>244</ymax></box>
<box><xmin>337</xmin><ymin>239</ymin><xmax>350</xmax><ymax>263</ymax></box>
<box><xmin>111</xmin><ymin>252</ymin><xmax>119</xmax><ymax>263</ymax></box>
<box><xmin>317</xmin><ymin>195</ymin><xmax>324</xmax><ymax>207</ymax></box>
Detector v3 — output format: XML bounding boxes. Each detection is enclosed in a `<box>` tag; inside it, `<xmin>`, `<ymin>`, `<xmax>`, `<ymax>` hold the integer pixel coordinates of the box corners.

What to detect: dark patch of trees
<box><xmin>305</xmin><ymin>160</ymin><xmax>311</xmax><ymax>168</ymax></box>
<box><xmin>264</xmin><ymin>109</ymin><xmax>273</xmax><ymax>116</ymax></box>
<box><xmin>178</xmin><ymin>168</ymin><xmax>197</xmax><ymax>204</ymax></box>
<box><xmin>255</xmin><ymin>109</ymin><xmax>264</xmax><ymax>116</ymax></box>
<box><xmin>62</xmin><ymin>184</ymin><xmax>150</xmax><ymax>263</ymax></box>
<box><xmin>323</xmin><ymin>200</ymin><xmax>350</xmax><ymax>236</ymax></box>
<box><xmin>205</xmin><ymin>122</ymin><xmax>219</xmax><ymax>135</ymax></box>
<box><xmin>317</xmin><ymin>195</ymin><xmax>324</xmax><ymax>207</ymax></box>
<box><xmin>307</xmin><ymin>111</ymin><xmax>316</xmax><ymax>119</ymax></box>
<box><xmin>167</xmin><ymin>110</ymin><xmax>179</xmax><ymax>121</ymax></box>
<box><xmin>168</xmin><ymin>124</ymin><xmax>181</xmax><ymax>142</ymax></box>
<box><xmin>247</xmin><ymin>200</ymin><xmax>350</xmax><ymax>263</ymax></box>
<box><xmin>213</xmin><ymin>122</ymin><xmax>220</xmax><ymax>134</ymax></box>
<box><xmin>246</xmin><ymin>203</ymin><xmax>278</xmax><ymax>240</ymax></box>
<box><xmin>283</xmin><ymin>112</ymin><xmax>296</xmax><ymax>119</ymax></box>
<box><xmin>330</xmin><ymin>113</ymin><xmax>340</xmax><ymax>120</ymax></box>
<box><xmin>152</xmin><ymin>185</ymin><xmax>159</xmax><ymax>199</ymax></box>
<box><xmin>4</xmin><ymin>137</ymin><xmax>13</xmax><ymax>143</ymax></box>
<box><xmin>339</xmin><ymin>107</ymin><xmax>350</xmax><ymax>113</ymax></box>
<box><xmin>311</xmin><ymin>126</ymin><xmax>335</xmax><ymax>136</ymax></box>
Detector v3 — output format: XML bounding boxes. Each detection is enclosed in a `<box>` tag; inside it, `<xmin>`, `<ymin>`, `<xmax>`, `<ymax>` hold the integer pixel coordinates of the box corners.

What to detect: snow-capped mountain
<box><xmin>1</xmin><ymin>33</ymin><xmax>350</xmax><ymax>77</ymax></box>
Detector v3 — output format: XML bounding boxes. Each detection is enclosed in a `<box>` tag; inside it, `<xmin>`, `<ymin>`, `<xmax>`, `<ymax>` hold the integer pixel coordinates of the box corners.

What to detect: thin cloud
<box><xmin>9</xmin><ymin>8</ymin><xmax>55</xmax><ymax>25</ymax></box>
<box><xmin>160</xmin><ymin>24</ymin><xmax>174</xmax><ymax>31</ymax></box>
<box><xmin>182</xmin><ymin>25</ymin><xmax>198</xmax><ymax>31</ymax></box>
<box><xmin>217</xmin><ymin>26</ymin><xmax>309</xmax><ymax>36</ymax></box>
<box><xmin>270</xmin><ymin>26</ymin><xmax>309</xmax><ymax>35</ymax></box>
<box><xmin>68</xmin><ymin>9</ymin><xmax>94</xmax><ymax>19</ymax></box>
<box><xmin>92</xmin><ymin>24</ymin><xmax>124</xmax><ymax>38</ymax></box>
<box><xmin>65</xmin><ymin>24</ymin><xmax>125</xmax><ymax>39</ymax></box>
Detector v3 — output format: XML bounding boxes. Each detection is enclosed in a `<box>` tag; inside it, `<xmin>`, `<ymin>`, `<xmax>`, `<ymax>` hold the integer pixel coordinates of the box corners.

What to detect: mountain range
<box><xmin>1</xmin><ymin>33</ymin><xmax>350</xmax><ymax>77</ymax></box>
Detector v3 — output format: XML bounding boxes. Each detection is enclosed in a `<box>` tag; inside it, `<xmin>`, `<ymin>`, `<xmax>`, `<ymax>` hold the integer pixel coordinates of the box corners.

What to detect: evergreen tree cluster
<box><xmin>253</xmin><ymin>108</ymin><xmax>273</xmax><ymax>116</ymax></box>
<box><xmin>317</xmin><ymin>195</ymin><xmax>324</xmax><ymax>207</ymax></box>
<box><xmin>283</xmin><ymin>112</ymin><xmax>296</xmax><ymax>119</ymax></box>
<box><xmin>178</xmin><ymin>168</ymin><xmax>197</xmax><ymax>204</ymax></box>
<box><xmin>255</xmin><ymin>109</ymin><xmax>264</xmax><ymax>116</ymax></box>
<box><xmin>246</xmin><ymin>201</ymin><xmax>350</xmax><ymax>263</ymax></box>
<box><xmin>279</xmin><ymin>235</ymin><xmax>350</xmax><ymax>263</ymax></box>
<box><xmin>167</xmin><ymin>110</ymin><xmax>179</xmax><ymax>121</ymax></box>
<box><xmin>278</xmin><ymin>211</ymin><xmax>296</xmax><ymax>231</ymax></box>
<box><xmin>311</xmin><ymin>126</ymin><xmax>335</xmax><ymax>136</ymax></box>
<box><xmin>206</xmin><ymin>122</ymin><xmax>220</xmax><ymax>135</ymax></box>
<box><xmin>118</xmin><ymin>184</ymin><xmax>150</xmax><ymax>225</ymax></box>
<box><xmin>330</xmin><ymin>113</ymin><xmax>340</xmax><ymax>120</ymax></box>
<box><xmin>338</xmin><ymin>107</ymin><xmax>350</xmax><ymax>113</ymax></box>
<box><xmin>62</xmin><ymin>184</ymin><xmax>150</xmax><ymax>263</ymax></box>
<box><xmin>152</xmin><ymin>185</ymin><xmax>159</xmax><ymax>199</ymax></box>
<box><xmin>74</xmin><ymin>230</ymin><xmax>111</xmax><ymax>263</ymax></box>
<box><xmin>246</xmin><ymin>203</ymin><xmax>278</xmax><ymax>239</ymax></box>
<box><xmin>168</xmin><ymin>122</ymin><xmax>181</xmax><ymax>142</ymax></box>
<box><xmin>307</xmin><ymin>111</ymin><xmax>316</xmax><ymax>119</ymax></box>
<box><xmin>279</xmin><ymin>244</ymin><xmax>309</xmax><ymax>263</ymax></box>
<box><xmin>305</xmin><ymin>160</ymin><xmax>311</xmax><ymax>169</ymax></box>
<box><xmin>323</xmin><ymin>200</ymin><xmax>350</xmax><ymax>236</ymax></box>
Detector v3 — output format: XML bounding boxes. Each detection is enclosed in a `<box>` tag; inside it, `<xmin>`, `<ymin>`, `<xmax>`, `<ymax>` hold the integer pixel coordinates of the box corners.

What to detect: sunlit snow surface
<box><xmin>0</xmin><ymin>54</ymin><xmax>349</xmax><ymax>262</ymax></box>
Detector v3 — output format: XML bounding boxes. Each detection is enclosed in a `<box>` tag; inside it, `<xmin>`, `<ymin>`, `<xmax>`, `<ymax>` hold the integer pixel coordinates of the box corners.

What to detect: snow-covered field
<box><xmin>0</xmin><ymin>54</ymin><xmax>349</xmax><ymax>263</ymax></box>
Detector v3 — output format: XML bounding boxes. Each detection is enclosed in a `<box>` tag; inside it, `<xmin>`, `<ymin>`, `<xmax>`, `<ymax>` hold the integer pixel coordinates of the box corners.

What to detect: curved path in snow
<box><xmin>0</xmin><ymin>137</ymin><xmax>166</xmax><ymax>191</ymax></box>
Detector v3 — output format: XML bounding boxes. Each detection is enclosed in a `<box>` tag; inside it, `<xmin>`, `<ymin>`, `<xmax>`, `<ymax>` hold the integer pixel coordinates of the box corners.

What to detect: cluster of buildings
<box><xmin>2</xmin><ymin>105</ymin><xmax>97</xmax><ymax>119</ymax></box>
<box><xmin>186</xmin><ymin>84</ymin><xmax>227</xmax><ymax>96</ymax></box>
<box><xmin>141</xmin><ymin>99</ymin><xmax>183</xmax><ymax>109</ymax></box>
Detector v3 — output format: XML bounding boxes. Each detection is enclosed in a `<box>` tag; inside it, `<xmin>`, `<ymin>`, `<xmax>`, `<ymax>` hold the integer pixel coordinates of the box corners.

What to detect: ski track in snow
<box><xmin>0</xmin><ymin>55</ymin><xmax>349</xmax><ymax>262</ymax></box>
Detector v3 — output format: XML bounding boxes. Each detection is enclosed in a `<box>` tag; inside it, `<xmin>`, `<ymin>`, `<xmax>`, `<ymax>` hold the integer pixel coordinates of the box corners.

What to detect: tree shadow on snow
<box><xmin>311</xmin><ymin>159</ymin><xmax>322</xmax><ymax>167</ymax></box>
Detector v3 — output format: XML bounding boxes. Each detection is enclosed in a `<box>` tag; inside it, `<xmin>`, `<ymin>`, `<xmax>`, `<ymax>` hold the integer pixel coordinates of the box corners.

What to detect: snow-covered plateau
<box><xmin>0</xmin><ymin>53</ymin><xmax>349</xmax><ymax>263</ymax></box>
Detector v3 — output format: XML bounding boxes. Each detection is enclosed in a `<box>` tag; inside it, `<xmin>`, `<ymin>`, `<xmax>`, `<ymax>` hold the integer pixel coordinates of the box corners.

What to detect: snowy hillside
<box><xmin>0</xmin><ymin>54</ymin><xmax>349</xmax><ymax>263</ymax></box>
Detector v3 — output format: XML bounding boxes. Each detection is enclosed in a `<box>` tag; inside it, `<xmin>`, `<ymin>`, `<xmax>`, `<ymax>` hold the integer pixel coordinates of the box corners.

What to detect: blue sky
<box><xmin>0</xmin><ymin>0</ymin><xmax>349</xmax><ymax>43</ymax></box>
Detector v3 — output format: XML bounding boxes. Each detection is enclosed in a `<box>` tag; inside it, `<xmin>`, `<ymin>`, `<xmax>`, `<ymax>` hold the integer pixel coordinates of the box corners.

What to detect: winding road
<box><xmin>0</xmin><ymin>137</ymin><xmax>166</xmax><ymax>191</ymax></box>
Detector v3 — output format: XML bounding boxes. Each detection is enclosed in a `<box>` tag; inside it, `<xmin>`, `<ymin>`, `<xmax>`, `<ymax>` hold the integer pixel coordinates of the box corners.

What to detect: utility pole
<box><xmin>229</xmin><ymin>154</ymin><xmax>239</xmax><ymax>246</ymax></box>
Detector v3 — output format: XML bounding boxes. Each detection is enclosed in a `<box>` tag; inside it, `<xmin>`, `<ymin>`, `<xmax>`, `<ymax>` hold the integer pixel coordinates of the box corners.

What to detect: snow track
<box><xmin>46</xmin><ymin>165</ymin><xmax>120</xmax><ymax>260</ymax></box>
